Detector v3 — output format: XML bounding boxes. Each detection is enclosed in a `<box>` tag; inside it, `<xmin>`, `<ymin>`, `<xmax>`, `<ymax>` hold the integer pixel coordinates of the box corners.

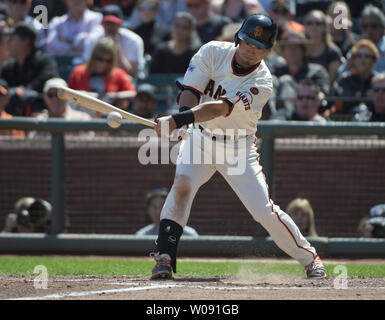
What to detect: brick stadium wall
<box><xmin>0</xmin><ymin>137</ymin><xmax>384</xmax><ymax>237</ymax></box>
<box><xmin>274</xmin><ymin>144</ymin><xmax>385</xmax><ymax>237</ymax></box>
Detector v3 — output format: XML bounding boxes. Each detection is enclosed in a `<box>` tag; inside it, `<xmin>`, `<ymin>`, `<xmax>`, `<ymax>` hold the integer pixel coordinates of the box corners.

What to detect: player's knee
<box><xmin>250</xmin><ymin>202</ymin><xmax>276</xmax><ymax>223</ymax></box>
<box><xmin>172</xmin><ymin>174</ymin><xmax>193</xmax><ymax>201</ymax></box>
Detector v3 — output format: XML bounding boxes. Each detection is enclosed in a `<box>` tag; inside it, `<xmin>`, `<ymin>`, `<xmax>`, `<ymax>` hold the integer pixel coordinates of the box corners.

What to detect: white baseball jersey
<box><xmin>160</xmin><ymin>40</ymin><xmax>319</xmax><ymax>269</ymax></box>
<box><xmin>183</xmin><ymin>41</ymin><xmax>273</xmax><ymax>136</ymax></box>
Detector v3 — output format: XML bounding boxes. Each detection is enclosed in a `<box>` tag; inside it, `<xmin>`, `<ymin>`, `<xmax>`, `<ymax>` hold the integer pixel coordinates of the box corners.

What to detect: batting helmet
<box><xmin>234</xmin><ymin>14</ymin><xmax>277</xmax><ymax>50</ymax></box>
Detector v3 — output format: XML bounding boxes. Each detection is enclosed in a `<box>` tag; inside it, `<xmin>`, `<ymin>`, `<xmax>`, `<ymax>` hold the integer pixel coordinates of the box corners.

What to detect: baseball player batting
<box><xmin>151</xmin><ymin>14</ymin><xmax>326</xmax><ymax>279</ymax></box>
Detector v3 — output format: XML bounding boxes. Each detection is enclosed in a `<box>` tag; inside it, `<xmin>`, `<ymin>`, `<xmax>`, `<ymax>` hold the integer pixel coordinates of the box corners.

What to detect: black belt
<box><xmin>199</xmin><ymin>125</ymin><xmax>228</xmax><ymax>141</ymax></box>
<box><xmin>198</xmin><ymin>125</ymin><xmax>252</xmax><ymax>141</ymax></box>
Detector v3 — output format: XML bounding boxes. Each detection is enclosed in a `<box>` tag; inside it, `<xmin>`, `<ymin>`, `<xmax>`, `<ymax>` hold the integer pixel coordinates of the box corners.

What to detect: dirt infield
<box><xmin>1</xmin><ymin>274</ymin><xmax>385</xmax><ymax>300</ymax></box>
<box><xmin>1</xmin><ymin>258</ymin><xmax>385</xmax><ymax>300</ymax></box>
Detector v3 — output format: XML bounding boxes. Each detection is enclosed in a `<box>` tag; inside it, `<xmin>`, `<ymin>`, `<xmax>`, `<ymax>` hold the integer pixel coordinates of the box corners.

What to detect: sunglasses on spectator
<box><xmin>138</xmin><ymin>3</ymin><xmax>157</xmax><ymax>11</ymax></box>
<box><xmin>305</xmin><ymin>20</ymin><xmax>325</xmax><ymax>26</ymax></box>
<box><xmin>355</xmin><ymin>53</ymin><xmax>374</xmax><ymax>59</ymax></box>
<box><xmin>95</xmin><ymin>57</ymin><xmax>113</xmax><ymax>63</ymax></box>
<box><xmin>273</xmin><ymin>8</ymin><xmax>289</xmax><ymax>15</ymax></box>
<box><xmin>174</xmin><ymin>23</ymin><xmax>191</xmax><ymax>30</ymax></box>
<box><xmin>361</xmin><ymin>23</ymin><xmax>382</xmax><ymax>29</ymax></box>
<box><xmin>297</xmin><ymin>94</ymin><xmax>317</xmax><ymax>101</ymax></box>
<box><xmin>373</xmin><ymin>87</ymin><xmax>385</xmax><ymax>93</ymax></box>
<box><xmin>47</xmin><ymin>91</ymin><xmax>58</xmax><ymax>99</ymax></box>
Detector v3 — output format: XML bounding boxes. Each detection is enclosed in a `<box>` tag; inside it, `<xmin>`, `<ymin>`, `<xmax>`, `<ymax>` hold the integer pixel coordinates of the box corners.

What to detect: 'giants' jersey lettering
<box><xmin>236</xmin><ymin>91</ymin><xmax>252</xmax><ymax>110</ymax></box>
<box><xmin>204</xmin><ymin>80</ymin><xmax>226</xmax><ymax>99</ymax></box>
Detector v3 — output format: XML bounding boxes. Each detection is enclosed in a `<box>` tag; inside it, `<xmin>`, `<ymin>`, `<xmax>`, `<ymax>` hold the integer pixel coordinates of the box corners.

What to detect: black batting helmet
<box><xmin>234</xmin><ymin>14</ymin><xmax>277</xmax><ymax>50</ymax></box>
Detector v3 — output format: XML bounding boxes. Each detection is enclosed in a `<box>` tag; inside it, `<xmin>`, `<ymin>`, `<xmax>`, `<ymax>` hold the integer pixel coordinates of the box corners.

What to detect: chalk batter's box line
<box><xmin>8</xmin><ymin>280</ymin><xmax>385</xmax><ymax>300</ymax></box>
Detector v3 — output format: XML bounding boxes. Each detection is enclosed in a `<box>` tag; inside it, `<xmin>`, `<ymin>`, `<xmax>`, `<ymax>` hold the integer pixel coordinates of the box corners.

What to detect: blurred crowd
<box><xmin>0</xmin><ymin>0</ymin><xmax>385</xmax><ymax>237</ymax></box>
<box><xmin>0</xmin><ymin>0</ymin><xmax>383</xmax><ymax>129</ymax></box>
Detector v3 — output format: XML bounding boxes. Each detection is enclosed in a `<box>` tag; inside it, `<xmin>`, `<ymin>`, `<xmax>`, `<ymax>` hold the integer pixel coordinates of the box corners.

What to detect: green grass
<box><xmin>0</xmin><ymin>256</ymin><xmax>384</xmax><ymax>278</ymax></box>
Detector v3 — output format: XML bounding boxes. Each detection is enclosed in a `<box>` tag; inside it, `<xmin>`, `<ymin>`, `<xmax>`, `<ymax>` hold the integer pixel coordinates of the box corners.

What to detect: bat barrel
<box><xmin>57</xmin><ymin>87</ymin><xmax>156</xmax><ymax>128</ymax></box>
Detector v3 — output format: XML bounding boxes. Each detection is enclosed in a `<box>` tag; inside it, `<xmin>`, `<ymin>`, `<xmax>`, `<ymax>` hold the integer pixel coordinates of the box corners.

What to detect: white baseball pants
<box><xmin>160</xmin><ymin>129</ymin><xmax>317</xmax><ymax>266</ymax></box>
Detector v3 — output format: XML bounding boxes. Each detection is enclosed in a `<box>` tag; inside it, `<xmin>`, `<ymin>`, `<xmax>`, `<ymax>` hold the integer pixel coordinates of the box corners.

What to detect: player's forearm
<box><xmin>178</xmin><ymin>90</ymin><xmax>229</xmax><ymax>120</ymax></box>
<box><xmin>190</xmin><ymin>101</ymin><xmax>229</xmax><ymax>123</ymax></box>
<box><xmin>171</xmin><ymin>100</ymin><xmax>228</xmax><ymax>130</ymax></box>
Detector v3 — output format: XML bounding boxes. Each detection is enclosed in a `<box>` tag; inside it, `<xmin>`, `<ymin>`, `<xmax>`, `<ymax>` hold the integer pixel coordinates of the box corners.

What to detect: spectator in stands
<box><xmin>359</xmin><ymin>4</ymin><xmax>385</xmax><ymax>72</ymax></box>
<box><xmin>217</xmin><ymin>0</ymin><xmax>263</xmax><ymax>23</ymax></box>
<box><xmin>269</xmin><ymin>0</ymin><xmax>304</xmax><ymax>41</ymax></box>
<box><xmin>132</xmin><ymin>83</ymin><xmax>158</xmax><ymax>119</ymax></box>
<box><xmin>84</xmin><ymin>5</ymin><xmax>144</xmax><ymax>78</ymax></box>
<box><xmin>43</xmin><ymin>0</ymin><xmax>68</xmax><ymax>21</ymax></box>
<box><xmin>150</xmin><ymin>12</ymin><xmax>202</xmax><ymax>74</ymax></box>
<box><xmin>0</xmin><ymin>79</ymin><xmax>25</xmax><ymax>137</ymax></box>
<box><xmin>28</xmin><ymin>78</ymin><xmax>94</xmax><ymax>138</ymax></box>
<box><xmin>285</xmin><ymin>198</ymin><xmax>319</xmax><ymax>237</ymax></box>
<box><xmin>93</xmin><ymin>0</ymin><xmax>137</xmax><ymax>18</ymax></box>
<box><xmin>357</xmin><ymin>204</ymin><xmax>385</xmax><ymax>238</ymax></box>
<box><xmin>69</xmin><ymin>37</ymin><xmax>136</xmax><ymax>116</ymax></box>
<box><xmin>136</xmin><ymin>187</ymin><xmax>199</xmax><ymax>236</ymax></box>
<box><xmin>132</xmin><ymin>0</ymin><xmax>171</xmax><ymax>57</ymax></box>
<box><xmin>46</xmin><ymin>0</ymin><xmax>103</xmax><ymax>55</ymax></box>
<box><xmin>255</xmin><ymin>0</ymin><xmax>271</xmax><ymax>13</ymax></box>
<box><xmin>186</xmin><ymin>0</ymin><xmax>232</xmax><ymax>44</ymax></box>
<box><xmin>332</xmin><ymin>39</ymin><xmax>379</xmax><ymax>116</ymax></box>
<box><xmin>2</xmin><ymin>197</ymin><xmax>52</xmax><ymax>233</ymax></box>
<box><xmin>4</xmin><ymin>0</ymin><xmax>46</xmax><ymax>49</ymax></box>
<box><xmin>1</xmin><ymin>23</ymin><xmax>59</xmax><ymax>116</ymax></box>
<box><xmin>270</xmin><ymin>78</ymin><xmax>327</xmax><ymax>123</ymax></box>
<box><xmin>368</xmin><ymin>72</ymin><xmax>385</xmax><ymax>122</ymax></box>
<box><xmin>304</xmin><ymin>9</ymin><xmax>343</xmax><ymax>84</ymax></box>
<box><xmin>326</xmin><ymin>1</ymin><xmax>358</xmax><ymax>58</ymax></box>
<box><xmin>42</xmin><ymin>78</ymin><xmax>90</xmax><ymax>119</ymax></box>
<box><xmin>127</xmin><ymin>0</ymin><xmax>188</xmax><ymax>29</ymax></box>
<box><xmin>273</xmin><ymin>32</ymin><xmax>330</xmax><ymax>112</ymax></box>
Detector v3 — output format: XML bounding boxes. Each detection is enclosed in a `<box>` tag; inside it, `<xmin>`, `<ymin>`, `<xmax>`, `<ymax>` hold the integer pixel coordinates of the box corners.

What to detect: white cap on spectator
<box><xmin>43</xmin><ymin>78</ymin><xmax>68</xmax><ymax>94</ymax></box>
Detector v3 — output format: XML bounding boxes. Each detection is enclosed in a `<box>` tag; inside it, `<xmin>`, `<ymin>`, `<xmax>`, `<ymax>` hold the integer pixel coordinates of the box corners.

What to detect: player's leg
<box><xmin>217</xmin><ymin>139</ymin><xmax>326</xmax><ymax>278</ymax></box>
<box><xmin>151</xmin><ymin>131</ymin><xmax>216</xmax><ymax>279</ymax></box>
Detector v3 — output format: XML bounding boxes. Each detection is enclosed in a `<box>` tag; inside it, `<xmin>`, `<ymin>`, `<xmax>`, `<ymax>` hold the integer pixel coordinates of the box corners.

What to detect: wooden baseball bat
<box><xmin>57</xmin><ymin>86</ymin><xmax>156</xmax><ymax>128</ymax></box>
